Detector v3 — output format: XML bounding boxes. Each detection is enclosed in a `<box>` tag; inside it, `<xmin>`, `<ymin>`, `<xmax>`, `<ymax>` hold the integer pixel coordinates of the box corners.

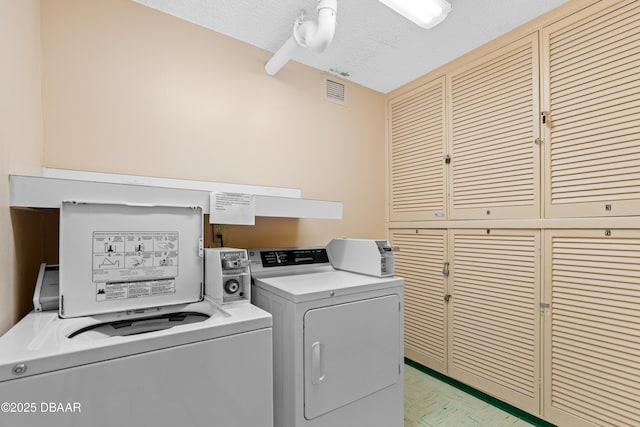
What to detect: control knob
<box><xmin>224</xmin><ymin>279</ymin><xmax>240</xmax><ymax>294</ymax></box>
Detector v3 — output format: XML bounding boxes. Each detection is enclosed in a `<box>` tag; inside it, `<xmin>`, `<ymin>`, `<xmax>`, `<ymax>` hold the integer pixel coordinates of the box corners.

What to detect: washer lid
<box><xmin>253</xmin><ymin>270</ymin><xmax>402</xmax><ymax>303</ymax></box>
<box><xmin>59</xmin><ymin>202</ymin><xmax>204</xmax><ymax>318</ymax></box>
<box><xmin>0</xmin><ymin>300</ymin><xmax>272</xmax><ymax>382</ymax></box>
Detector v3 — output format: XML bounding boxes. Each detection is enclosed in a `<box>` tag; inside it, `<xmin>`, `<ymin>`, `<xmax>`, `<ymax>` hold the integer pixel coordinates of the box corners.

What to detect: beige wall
<box><xmin>0</xmin><ymin>0</ymin><xmax>385</xmax><ymax>333</ymax></box>
<box><xmin>41</xmin><ymin>0</ymin><xmax>386</xmax><ymax>249</ymax></box>
<box><xmin>0</xmin><ymin>0</ymin><xmax>44</xmax><ymax>334</ymax></box>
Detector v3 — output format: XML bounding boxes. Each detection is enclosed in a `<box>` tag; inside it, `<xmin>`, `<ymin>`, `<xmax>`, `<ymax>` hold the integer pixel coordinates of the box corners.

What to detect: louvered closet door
<box><xmin>388</xmin><ymin>78</ymin><xmax>447</xmax><ymax>221</ymax></box>
<box><xmin>542</xmin><ymin>0</ymin><xmax>640</xmax><ymax>218</ymax></box>
<box><xmin>544</xmin><ymin>230</ymin><xmax>640</xmax><ymax>427</ymax></box>
<box><xmin>448</xmin><ymin>34</ymin><xmax>540</xmax><ymax>220</ymax></box>
<box><xmin>448</xmin><ymin>229</ymin><xmax>540</xmax><ymax>414</ymax></box>
<box><xmin>390</xmin><ymin>229</ymin><xmax>447</xmax><ymax>373</ymax></box>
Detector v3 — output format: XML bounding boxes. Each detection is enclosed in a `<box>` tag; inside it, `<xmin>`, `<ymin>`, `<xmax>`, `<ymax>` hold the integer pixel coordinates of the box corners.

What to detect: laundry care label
<box><xmin>95</xmin><ymin>279</ymin><xmax>176</xmax><ymax>301</ymax></box>
<box><xmin>92</xmin><ymin>231</ymin><xmax>178</xmax><ymax>301</ymax></box>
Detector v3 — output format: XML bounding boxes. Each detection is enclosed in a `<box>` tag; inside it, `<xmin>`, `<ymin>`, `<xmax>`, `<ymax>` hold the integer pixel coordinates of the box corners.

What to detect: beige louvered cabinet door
<box><xmin>542</xmin><ymin>0</ymin><xmax>640</xmax><ymax>218</ymax></box>
<box><xmin>390</xmin><ymin>229</ymin><xmax>448</xmax><ymax>373</ymax></box>
<box><xmin>388</xmin><ymin>77</ymin><xmax>447</xmax><ymax>222</ymax></box>
<box><xmin>448</xmin><ymin>229</ymin><xmax>541</xmax><ymax>414</ymax></box>
<box><xmin>544</xmin><ymin>230</ymin><xmax>640</xmax><ymax>427</ymax></box>
<box><xmin>448</xmin><ymin>34</ymin><xmax>541</xmax><ymax>220</ymax></box>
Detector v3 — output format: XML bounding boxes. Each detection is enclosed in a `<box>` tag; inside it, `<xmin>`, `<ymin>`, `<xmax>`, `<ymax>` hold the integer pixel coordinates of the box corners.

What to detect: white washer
<box><xmin>0</xmin><ymin>202</ymin><xmax>273</xmax><ymax>427</ymax></box>
<box><xmin>249</xmin><ymin>246</ymin><xmax>404</xmax><ymax>427</ymax></box>
<box><xmin>0</xmin><ymin>300</ymin><xmax>272</xmax><ymax>427</ymax></box>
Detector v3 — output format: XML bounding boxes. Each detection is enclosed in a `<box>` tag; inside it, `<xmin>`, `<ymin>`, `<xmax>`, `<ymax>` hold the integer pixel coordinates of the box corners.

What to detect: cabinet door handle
<box><xmin>311</xmin><ymin>341</ymin><xmax>325</xmax><ymax>385</ymax></box>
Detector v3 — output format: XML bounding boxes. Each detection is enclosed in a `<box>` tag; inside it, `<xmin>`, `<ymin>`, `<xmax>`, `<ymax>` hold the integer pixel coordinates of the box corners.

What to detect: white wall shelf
<box><xmin>10</xmin><ymin>170</ymin><xmax>343</xmax><ymax>223</ymax></box>
<box><xmin>41</xmin><ymin>168</ymin><xmax>302</xmax><ymax>198</ymax></box>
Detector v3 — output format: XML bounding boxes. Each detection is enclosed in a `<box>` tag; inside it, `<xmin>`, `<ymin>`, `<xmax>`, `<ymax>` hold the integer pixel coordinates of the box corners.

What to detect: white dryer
<box><xmin>0</xmin><ymin>202</ymin><xmax>273</xmax><ymax>427</ymax></box>
<box><xmin>249</xmin><ymin>246</ymin><xmax>404</xmax><ymax>427</ymax></box>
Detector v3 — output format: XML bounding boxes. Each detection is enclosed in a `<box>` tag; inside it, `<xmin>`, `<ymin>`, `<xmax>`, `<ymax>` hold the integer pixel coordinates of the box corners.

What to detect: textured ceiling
<box><xmin>132</xmin><ymin>0</ymin><xmax>568</xmax><ymax>93</ymax></box>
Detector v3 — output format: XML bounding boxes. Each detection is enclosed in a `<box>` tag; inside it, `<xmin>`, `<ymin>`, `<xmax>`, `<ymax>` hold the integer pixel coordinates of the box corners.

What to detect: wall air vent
<box><xmin>324</xmin><ymin>77</ymin><xmax>347</xmax><ymax>105</ymax></box>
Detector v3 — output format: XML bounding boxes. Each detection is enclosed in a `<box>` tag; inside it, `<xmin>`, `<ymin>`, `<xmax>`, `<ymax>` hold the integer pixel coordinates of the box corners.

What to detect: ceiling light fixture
<box><xmin>379</xmin><ymin>0</ymin><xmax>452</xmax><ymax>29</ymax></box>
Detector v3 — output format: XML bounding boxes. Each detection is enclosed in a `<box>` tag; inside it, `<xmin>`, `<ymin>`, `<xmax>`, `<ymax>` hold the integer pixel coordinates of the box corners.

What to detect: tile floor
<box><xmin>405</xmin><ymin>364</ymin><xmax>535</xmax><ymax>427</ymax></box>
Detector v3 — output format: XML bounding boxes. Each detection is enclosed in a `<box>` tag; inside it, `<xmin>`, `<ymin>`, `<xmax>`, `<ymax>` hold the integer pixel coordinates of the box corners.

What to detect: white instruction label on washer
<box><xmin>92</xmin><ymin>231</ymin><xmax>179</xmax><ymax>285</ymax></box>
<box><xmin>96</xmin><ymin>279</ymin><xmax>176</xmax><ymax>301</ymax></box>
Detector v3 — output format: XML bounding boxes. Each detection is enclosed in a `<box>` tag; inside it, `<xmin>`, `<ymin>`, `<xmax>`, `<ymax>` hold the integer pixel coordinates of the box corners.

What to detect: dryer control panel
<box><xmin>248</xmin><ymin>247</ymin><xmax>333</xmax><ymax>279</ymax></box>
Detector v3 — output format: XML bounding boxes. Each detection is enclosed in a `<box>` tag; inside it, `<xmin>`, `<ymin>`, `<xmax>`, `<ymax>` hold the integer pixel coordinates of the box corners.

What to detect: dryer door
<box><xmin>303</xmin><ymin>294</ymin><xmax>400</xmax><ymax>420</ymax></box>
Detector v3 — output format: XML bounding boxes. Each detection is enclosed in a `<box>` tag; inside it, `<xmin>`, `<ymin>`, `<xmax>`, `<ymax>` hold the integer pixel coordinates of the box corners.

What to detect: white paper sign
<box><xmin>210</xmin><ymin>192</ymin><xmax>255</xmax><ymax>225</ymax></box>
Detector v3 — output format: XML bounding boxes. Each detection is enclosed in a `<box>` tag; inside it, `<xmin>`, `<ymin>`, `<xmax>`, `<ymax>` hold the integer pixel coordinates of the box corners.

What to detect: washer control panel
<box><xmin>205</xmin><ymin>248</ymin><xmax>250</xmax><ymax>304</ymax></box>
